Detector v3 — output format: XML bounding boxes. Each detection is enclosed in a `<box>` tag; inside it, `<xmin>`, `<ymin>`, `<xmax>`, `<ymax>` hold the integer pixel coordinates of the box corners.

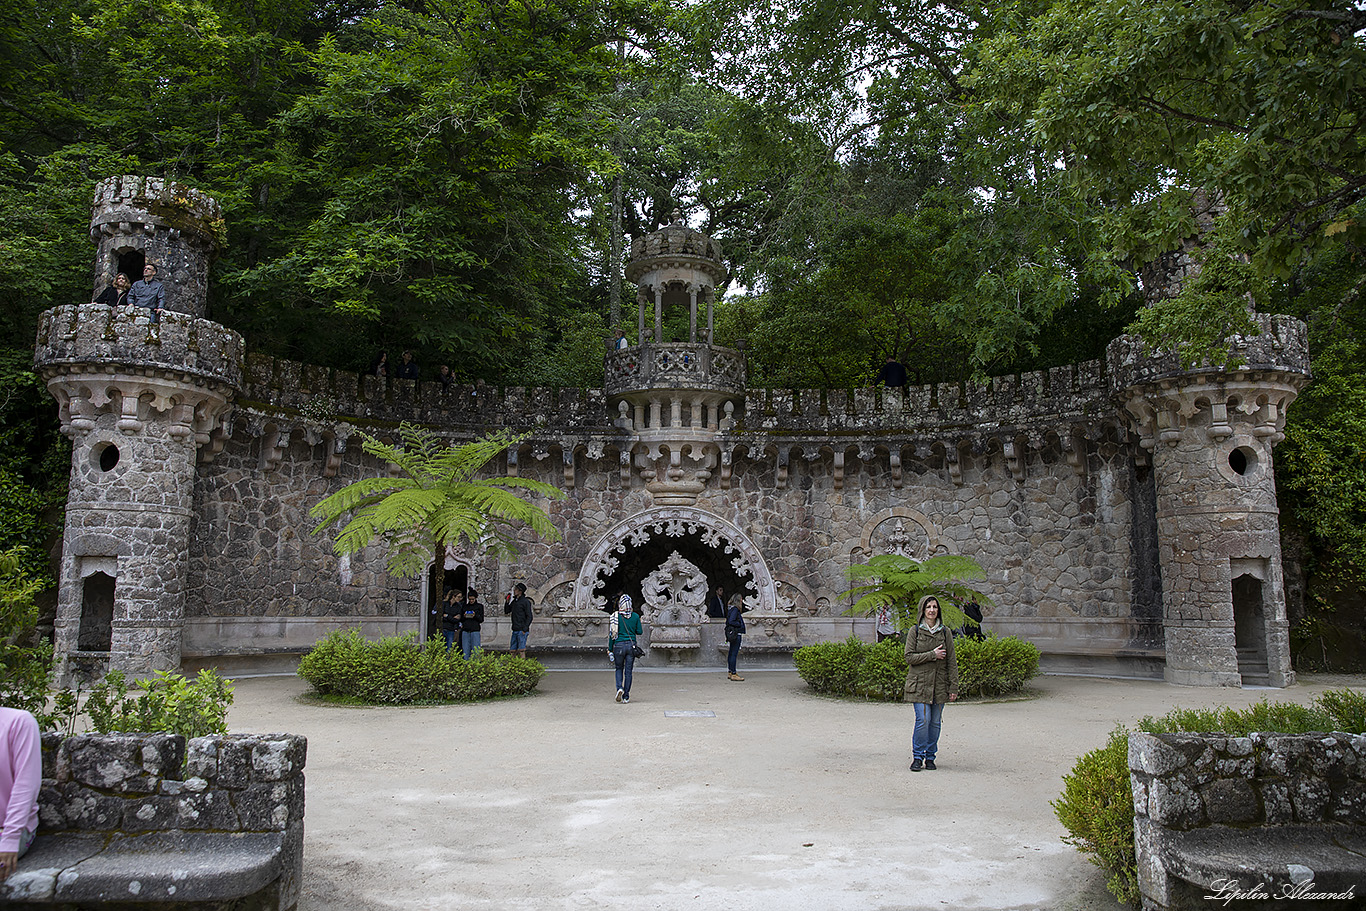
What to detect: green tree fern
<box><xmin>310</xmin><ymin>425</ymin><xmax>566</xmax><ymax>579</ymax></box>
<box><xmin>844</xmin><ymin>553</ymin><xmax>992</xmax><ymax>632</ymax></box>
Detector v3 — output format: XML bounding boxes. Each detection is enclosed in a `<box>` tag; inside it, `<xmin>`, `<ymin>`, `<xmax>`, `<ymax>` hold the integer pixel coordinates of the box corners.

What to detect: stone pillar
<box><xmin>688</xmin><ymin>285</ymin><xmax>698</xmax><ymax>343</ymax></box>
<box><xmin>654</xmin><ymin>285</ymin><xmax>663</xmax><ymax>343</ymax></box>
<box><xmin>1109</xmin><ymin>316</ymin><xmax>1309</xmax><ymax>687</ymax></box>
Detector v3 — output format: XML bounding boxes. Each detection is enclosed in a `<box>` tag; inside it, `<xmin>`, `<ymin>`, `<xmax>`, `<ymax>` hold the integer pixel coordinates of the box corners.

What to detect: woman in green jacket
<box><xmin>609</xmin><ymin>594</ymin><xmax>644</xmax><ymax>703</ymax></box>
<box><xmin>904</xmin><ymin>594</ymin><xmax>958</xmax><ymax>771</ymax></box>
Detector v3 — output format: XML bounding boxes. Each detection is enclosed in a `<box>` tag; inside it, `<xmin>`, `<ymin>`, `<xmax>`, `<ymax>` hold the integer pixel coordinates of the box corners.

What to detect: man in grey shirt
<box><xmin>127</xmin><ymin>263</ymin><xmax>166</xmax><ymax>324</ymax></box>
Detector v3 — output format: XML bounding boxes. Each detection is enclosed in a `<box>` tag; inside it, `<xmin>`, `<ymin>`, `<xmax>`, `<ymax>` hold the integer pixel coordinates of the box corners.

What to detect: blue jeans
<box><xmin>461</xmin><ymin>630</ymin><xmax>481</xmax><ymax>659</ymax></box>
<box><xmin>913</xmin><ymin>702</ymin><xmax>946</xmax><ymax>761</ymax></box>
<box><xmin>510</xmin><ymin>630</ymin><xmax>529</xmax><ymax>651</ymax></box>
<box><xmin>613</xmin><ymin>641</ymin><xmax>636</xmax><ymax>695</ymax></box>
<box><xmin>727</xmin><ymin>635</ymin><xmax>742</xmax><ymax>674</ymax></box>
<box><xmin>442</xmin><ymin>629</ymin><xmax>456</xmax><ymax>651</ymax></box>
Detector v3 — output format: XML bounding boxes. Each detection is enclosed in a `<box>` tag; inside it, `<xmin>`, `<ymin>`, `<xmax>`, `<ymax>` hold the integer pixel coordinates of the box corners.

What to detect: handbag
<box><xmin>631</xmin><ymin>644</ymin><xmax>645</xmax><ymax>658</ymax></box>
<box><xmin>724</xmin><ymin>626</ymin><xmax>738</xmax><ymax>643</ymax></box>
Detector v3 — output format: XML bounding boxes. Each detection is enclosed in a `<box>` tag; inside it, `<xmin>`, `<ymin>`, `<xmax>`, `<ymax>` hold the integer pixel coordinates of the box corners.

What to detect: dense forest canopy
<box><xmin>1</xmin><ymin>0</ymin><xmax>1363</xmax><ymax>661</ymax></box>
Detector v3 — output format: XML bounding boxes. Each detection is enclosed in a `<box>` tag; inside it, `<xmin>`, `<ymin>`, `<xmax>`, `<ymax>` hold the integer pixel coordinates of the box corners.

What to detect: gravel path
<box><xmin>224</xmin><ymin>669</ymin><xmax>1359</xmax><ymax>911</ymax></box>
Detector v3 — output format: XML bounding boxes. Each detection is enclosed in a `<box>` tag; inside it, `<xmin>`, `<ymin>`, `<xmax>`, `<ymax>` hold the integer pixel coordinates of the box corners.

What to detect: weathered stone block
<box><xmin>1202</xmin><ymin>778</ymin><xmax>1259</xmax><ymax>824</ymax></box>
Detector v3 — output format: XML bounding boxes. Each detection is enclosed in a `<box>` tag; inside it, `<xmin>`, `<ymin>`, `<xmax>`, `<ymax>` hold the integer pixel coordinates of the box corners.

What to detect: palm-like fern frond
<box><xmin>844</xmin><ymin>553</ymin><xmax>992</xmax><ymax>632</ymax></box>
<box><xmin>309</xmin><ymin>424</ymin><xmax>566</xmax><ymax>578</ymax></box>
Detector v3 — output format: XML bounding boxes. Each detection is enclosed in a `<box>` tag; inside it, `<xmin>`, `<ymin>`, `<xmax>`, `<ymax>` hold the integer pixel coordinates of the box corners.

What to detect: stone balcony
<box><xmin>34</xmin><ymin>303</ymin><xmax>244</xmax><ymax>391</ymax></box>
<box><xmin>604</xmin><ymin>342</ymin><xmax>746</xmax><ymax>399</ymax></box>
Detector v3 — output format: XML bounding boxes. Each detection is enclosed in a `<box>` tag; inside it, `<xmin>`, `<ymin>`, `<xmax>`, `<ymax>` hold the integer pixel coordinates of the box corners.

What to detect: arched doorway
<box><xmin>574</xmin><ymin>506</ymin><xmax>777</xmax><ymax>614</ymax></box>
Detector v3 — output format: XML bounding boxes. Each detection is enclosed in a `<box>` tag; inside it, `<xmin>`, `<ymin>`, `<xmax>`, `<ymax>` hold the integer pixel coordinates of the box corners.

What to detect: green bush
<box><xmin>1054</xmin><ymin>691</ymin><xmax>1366</xmax><ymax>907</ymax></box>
<box><xmin>297</xmin><ymin>629</ymin><xmax>545</xmax><ymax>704</ymax></box>
<box><xmin>955</xmin><ymin>635</ymin><xmax>1041</xmax><ymax>697</ymax></box>
<box><xmin>0</xmin><ymin>546</ymin><xmax>55</xmax><ymax>724</ymax></box>
<box><xmin>1054</xmin><ymin>727</ymin><xmax>1141</xmax><ymax>906</ymax></box>
<box><xmin>855</xmin><ymin>637</ymin><xmax>909</xmax><ymax>701</ymax></box>
<box><xmin>793</xmin><ymin>636</ymin><xmax>869</xmax><ymax>697</ymax></box>
<box><xmin>80</xmin><ymin>669</ymin><xmax>235</xmax><ymax>739</ymax></box>
<box><xmin>794</xmin><ymin>633</ymin><xmax>1040</xmax><ymax>701</ymax></box>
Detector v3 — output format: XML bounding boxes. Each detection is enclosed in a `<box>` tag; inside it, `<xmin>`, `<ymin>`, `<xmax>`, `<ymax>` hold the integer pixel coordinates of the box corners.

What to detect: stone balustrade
<box><xmin>34</xmin><ymin>304</ymin><xmax>244</xmax><ymax>391</ymax></box>
<box><xmin>0</xmin><ymin>731</ymin><xmax>306</xmax><ymax>909</ymax></box>
<box><xmin>1129</xmin><ymin>731</ymin><xmax>1366</xmax><ymax>910</ymax></box>
<box><xmin>238</xmin><ymin>351</ymin><xmax>1111</xmax><ymax>442</ymax></box>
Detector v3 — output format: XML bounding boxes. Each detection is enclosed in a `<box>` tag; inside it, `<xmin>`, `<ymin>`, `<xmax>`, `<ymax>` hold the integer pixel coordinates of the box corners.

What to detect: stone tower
<box><xmin>35</xmin><ymin>177</ymin><xmax>242</xmax><ymax>681</ymax></box>
<box><xmin>1109</xmin><ymin>209</ymin><xmax>1311</xmax><ymax>685</ymax></box>
<box><xmin>612</xmin><ymin>213</ymin><xmax>741</xmax><ymax>506</ymax></box>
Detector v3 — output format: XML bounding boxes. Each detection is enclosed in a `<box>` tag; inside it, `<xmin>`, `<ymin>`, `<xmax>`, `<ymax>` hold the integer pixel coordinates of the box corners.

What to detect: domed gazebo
<box><xmin>606</xmin><ymin>212</ymin><xmax>743</xmax><ymax>403</ymax></box>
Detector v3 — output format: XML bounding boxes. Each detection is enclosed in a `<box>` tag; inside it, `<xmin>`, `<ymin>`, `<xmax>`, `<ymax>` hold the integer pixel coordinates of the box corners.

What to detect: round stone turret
<box><xmin>89</xmin><ymin>175</ymin><xmax>224</xmax><ymax>316</ymax></box>
<box><xmin>39</xmin><ymin>179</ymin><xmax>240</xmax><ymax>683</ymax></box>
<box><xmin>1108</xmin><ymin>315</ymin><xmax>1310</xmax><ymax>687</ymax></box>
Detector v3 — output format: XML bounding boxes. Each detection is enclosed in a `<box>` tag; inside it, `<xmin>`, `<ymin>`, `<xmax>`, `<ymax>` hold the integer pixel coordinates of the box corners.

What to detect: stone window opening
<box><xmin>1228</xmin><ymin>445</ymin><xmax>1258</xmax><ymax>476</ymax></box>
<box><xmin>115</xmin><ymin>248</ymin><xmax>145</xmax><ymax>287</ymax></box>
<box><xmin>92</xmin><ymin>441</ymin><xmax>120</xmax><ymax>472</ymax></box>
<box><xmin>1232</xmin><ymin>572</ymin><xmax>1269</xmax><ymax>686</ymax></box>
<box><xmin>78</xmin><ymin>571</ymin><xmax>116</xmax><ymax>652</ymax></box>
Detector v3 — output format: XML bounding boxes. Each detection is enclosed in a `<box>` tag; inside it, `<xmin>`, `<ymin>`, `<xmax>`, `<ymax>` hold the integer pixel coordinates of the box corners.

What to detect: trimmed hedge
<box><xmin>297</xmin><ymin>629</ymin><xmax>545</xmax><ymax>704</ymax></box>
<box><xmin>792</xmin><ymin>633</ymin><xmax>1040</xmax><ymax>700</ymax></box>
<box><xmin>1054</xmin><ymin>689</ymin><xmax>1366</xmax><ymax>907</ymax></box>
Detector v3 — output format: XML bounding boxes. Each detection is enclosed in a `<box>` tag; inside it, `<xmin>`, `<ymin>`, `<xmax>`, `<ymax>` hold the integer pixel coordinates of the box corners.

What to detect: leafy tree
<box><xmin>310</xmin><ymin>425</ymin><xmax>566</xmax><ymax>580</ymax></box>
<box><xmin>844</xmin><ymin>552</ymin><xmax>992</xmax><ymax>633</ymax></box>
<box><xmin>0</xmin><ymin>547</ymin><xmax>54</xmax><ymax>721</ymax></box>
<box><xmin>972</xmin><ymin>0</ymin><xmax>1366</xmax><ymax>357</ymax></box>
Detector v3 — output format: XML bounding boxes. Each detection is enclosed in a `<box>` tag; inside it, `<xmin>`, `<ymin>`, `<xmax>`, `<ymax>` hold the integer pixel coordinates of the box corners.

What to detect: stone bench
<box><xmin>1129</xmin><ymin>731</ymin><xmax>1366</xmax><ymax>910</ymax></box>
<box><xmin>0</xmin><ymin>731</ymin><xmax>306</xmax><ymax>910</ymax></box>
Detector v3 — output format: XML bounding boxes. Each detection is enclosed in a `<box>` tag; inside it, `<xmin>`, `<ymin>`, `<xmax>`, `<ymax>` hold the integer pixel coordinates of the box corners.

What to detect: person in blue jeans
<box><xmin>609</xmin><ymin>593</ymin><xmax>643</xmax><ymax>703</ymax></box>
<box><xmin>903</xmin><ymin>594</ymin><xmax>958</xmax><ymax>771</ymax></box>
<box><xmin>460</xmin><ymin>589</ymin><xmax>485</xmax><ymax>659</ymax></box>
<box><xmin>440</xmin><ymin>589</ymin><xmax>463</xmax><ymax>651</ymax></box>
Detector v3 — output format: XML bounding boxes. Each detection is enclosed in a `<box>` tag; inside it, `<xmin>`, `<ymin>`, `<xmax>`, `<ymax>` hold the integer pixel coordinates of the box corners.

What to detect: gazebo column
<box><xmin>689</xmin><ymin>285</ymin><xmax>698</xmax><ymax>343</ymax></box>
<box><xmin>706</xmin><ymin>289</ymin><xmax>714</xmax><ymax>343</ymax></box>
<box><xmin>654</xmin><ymin>285</ymin><xmax>663</xmax><ymax>343</ymax></box>
<box><xmin>637</xmin><ymin>288</ymin><xmax>648</xmax><ymax>345</ymax></box>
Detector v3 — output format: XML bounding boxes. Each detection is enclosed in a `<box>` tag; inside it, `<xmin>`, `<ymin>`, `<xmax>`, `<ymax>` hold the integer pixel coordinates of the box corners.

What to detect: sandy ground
<box><xmin>224</xmin><ymin>669</ymin><xmax>1362</xmax><ymax>911</ymax></box>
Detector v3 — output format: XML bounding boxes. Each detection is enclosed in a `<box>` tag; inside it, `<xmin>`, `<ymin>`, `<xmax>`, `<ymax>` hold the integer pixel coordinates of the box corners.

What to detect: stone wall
<box><xmin>1129</xmin><ymin>731</ymin><xmax>1366</xmax><ymax>910</ymax></box>
<box><xmin>9</xmin><ymin>731</ymin><xmax>307</xmax><ymax>908</ymax></box>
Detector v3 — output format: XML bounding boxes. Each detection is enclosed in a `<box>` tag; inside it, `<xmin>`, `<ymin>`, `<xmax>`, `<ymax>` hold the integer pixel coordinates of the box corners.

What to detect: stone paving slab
<box><xmin>223</xmin><ymin>669</ymin><xmax>1359</xmax><ymax>911</ymax></box>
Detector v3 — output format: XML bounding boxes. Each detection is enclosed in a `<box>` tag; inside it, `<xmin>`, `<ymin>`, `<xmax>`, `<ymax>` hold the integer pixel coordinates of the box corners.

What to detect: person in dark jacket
<box><xmin>461</xmin><ymin>588</ymin><xmax>485</xmax><ymax>659</ymax></box>
<box><xmin>440</xmin><ymin>589</ymin><xmax>463</xmax><ymax>651</ymax></box>
<box><xmin>960</xmin><ymin>600</ymin><xmax>985</xmax><ymax>641</ymax></box>
<box><xmin>724</xmin><ymin>593</ymin><xmax>746</xmax><ymax>681</ymax></box>
<box><xmin>93</xmin><ymin>273</ymin><xmax>131</xmax><ymax>307</ymax></box>
<box><xmin>706</xmin><ymin>584</ymin><xmax>726</xmax><ymax>619</ymax></box>
<box><xmin>505</xmin><ymin>583</ymin><xmax>533</xmax><ymax>657</ymax></box>
<box><xmin>904</xmin><ymin>594</ymin><xmax>958</xmax><ymax>771</ymax></box>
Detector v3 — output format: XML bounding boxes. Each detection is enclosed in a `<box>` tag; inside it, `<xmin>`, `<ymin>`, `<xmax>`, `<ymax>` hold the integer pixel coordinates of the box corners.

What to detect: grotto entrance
<box><xmin>573</xmin><ymin>507</ymin><xmax>778</xmax><ymax>650</ymax></box>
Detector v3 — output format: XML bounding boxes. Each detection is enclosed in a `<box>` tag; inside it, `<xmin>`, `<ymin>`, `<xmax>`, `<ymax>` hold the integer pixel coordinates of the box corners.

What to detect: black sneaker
<box><xmin>622</xmin><ymin>694</ymin><xmax>630</xmax><ymax>704</ymax></box>
<box><xmin>910</xmin><ymin>759</ymin><xmax>923</xmax><ymax>772</ymax></box>
<box><xmin>925</xmin><ymin>759</ymin><xmax>937</xmax><ymax>770</ymax></box>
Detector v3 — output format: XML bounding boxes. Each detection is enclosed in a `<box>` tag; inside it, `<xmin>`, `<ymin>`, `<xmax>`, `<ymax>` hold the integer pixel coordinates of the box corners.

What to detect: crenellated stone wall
<box><xmin>38</xmin><ymin>178</ymin><xmax>1314</xmax><ymax>684</ymax></box>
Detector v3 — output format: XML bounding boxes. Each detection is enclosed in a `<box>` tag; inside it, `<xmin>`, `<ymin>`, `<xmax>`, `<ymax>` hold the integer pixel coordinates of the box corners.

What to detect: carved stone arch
<box><xmin>857</xmin><ymin>507</ymin><xmax>953</xmax><ymax>560</ymax></box>
<box><xmin>574</xmin><ymin>505</ymin><xmax>778</xmax><ymax>613</ymax></box>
